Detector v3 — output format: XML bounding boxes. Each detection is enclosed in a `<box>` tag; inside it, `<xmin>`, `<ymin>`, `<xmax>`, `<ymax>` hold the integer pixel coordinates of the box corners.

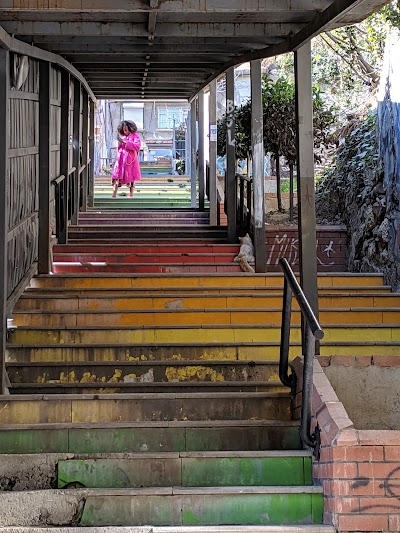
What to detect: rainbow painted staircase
<box><xmin>1</xmin><ymin>182</ymin><xmax>399</xmax><ymax>530</ymax></box>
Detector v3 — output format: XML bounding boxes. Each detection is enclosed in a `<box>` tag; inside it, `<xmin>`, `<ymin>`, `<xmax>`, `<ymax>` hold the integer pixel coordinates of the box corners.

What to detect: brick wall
<box><xmin>291</xmin><ymin>357</ymin><xmax>400</xmax><ymax>532</ymax></box>
<box><xmin>266</xmin><ymin>225</ymin><xmax>347</xmax><ymax>272</ymax></box>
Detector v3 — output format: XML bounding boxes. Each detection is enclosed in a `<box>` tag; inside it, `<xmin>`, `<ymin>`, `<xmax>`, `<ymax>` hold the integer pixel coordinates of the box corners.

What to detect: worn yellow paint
<box><xmin>165</xmin><ymin>366</ymin><xmax>224</xmax><ymax>383</ymax></box>
<box><xmin>110</xmin><ymin>369</ymin><xmax>123</xmax><ymax>382</ymax></box>
<box><xmin>267</xmin><ymin>372</ymin><xmax>280</xmax><ymax>383</ymax></box>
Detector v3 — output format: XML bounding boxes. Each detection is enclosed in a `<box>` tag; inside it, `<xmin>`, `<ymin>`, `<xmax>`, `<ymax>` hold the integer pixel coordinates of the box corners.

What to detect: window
<box><xmin>158</xmin><ymin>107</ymin><xmax>188</xmax><ymax>129</ymax></box>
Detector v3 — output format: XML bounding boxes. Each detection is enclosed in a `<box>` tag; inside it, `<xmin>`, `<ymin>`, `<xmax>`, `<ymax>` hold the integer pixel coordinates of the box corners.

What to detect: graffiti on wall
<box><xmin>267</xmin><ymin>233</ymin><xmax>339</xmax><ymax>266</ymax></box>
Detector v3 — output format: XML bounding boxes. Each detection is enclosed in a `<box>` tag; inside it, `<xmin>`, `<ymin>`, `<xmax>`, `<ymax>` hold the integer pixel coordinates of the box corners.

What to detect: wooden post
<box><xmin>38</xmin><ymin>60</ymin><xmax>51</xmax><ymax>274</ymax></box>
<box><xmin>71</xmin><ymin>79</ymin><xmax>81</xmax><ymax>225</ymax></box>
<box><xmin>0</xmin><ymin>48</ymin><xmax>9</xmax><ymax>394</ymax></box>
<box><xmin>59</xmin><ymin>69</ymin><xmax>70</xmax><ymax>244</ymax></box>
<box><xmin>81</xmin><ymin>90</ymin><xmax>89</xmax><ymax>212</ymax></box>
<box><xmin>198</xmin><ymin>90</ymin><xmax>205</xmax><ymax>211</ymax></box>
<box><xmin>209</xmin><ymin>79</ymin><xmax>218</xmax><ymax>226</ymax></box>
<box><xmin>295</xmin><ymin>42</ymin><xmax>319</xmax><ymax>317</ymax></box>
<box><xmin>88</xmin><ymin>99</ymin><xmax>95</xmax><ymax>208</ymax></box>
<box><xmin>251</xmin><ymin>59</ymin><xmax>267</xmax><ymax>272</ymax></box>
<box><xmin>190</xmin><ymin>98</ymin><xmax>197</xmax><ymax>208</ymax></box>
<box><xmin>226</xmin><ymin>67</ymin><xmax>237</xmax><ymax>243</ymax></box>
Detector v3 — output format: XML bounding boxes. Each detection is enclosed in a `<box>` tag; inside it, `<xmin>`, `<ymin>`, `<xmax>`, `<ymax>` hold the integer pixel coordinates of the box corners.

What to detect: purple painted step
<box><xmin>53</xmin><ymin>244</ymin><xmax>239</xmax><ymax>254</ymax></box>
<box><xmin>80</xmin><ymin>211</ymin><xmax>209</xmax><ymax>219</ymax></box>
<box><xmin>78</xmin><ymin>218</ymin><xmax>209</xmax><ymax>225</ymax></box>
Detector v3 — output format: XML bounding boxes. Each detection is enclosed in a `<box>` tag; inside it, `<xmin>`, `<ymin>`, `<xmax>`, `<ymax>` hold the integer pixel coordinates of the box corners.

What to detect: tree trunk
<box><xmin>275</xmin><ymin>153</ymin><xmax>282</xmax><ymax>212</ymax></box>
<box><xmin>289</xmin><ymin>162</ymin><xmax>294</xmax><ymax>222</ymax></box>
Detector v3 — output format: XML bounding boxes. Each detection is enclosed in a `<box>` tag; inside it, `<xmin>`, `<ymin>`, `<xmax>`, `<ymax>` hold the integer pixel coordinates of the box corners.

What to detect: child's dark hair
<box><xmin>117</xmin><ymin>120</ymin><xmax>137</xmax><ymax>135</ymax></box>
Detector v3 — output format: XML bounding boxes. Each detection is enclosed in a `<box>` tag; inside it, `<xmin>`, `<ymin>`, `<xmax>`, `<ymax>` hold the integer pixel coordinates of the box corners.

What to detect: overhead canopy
<box><xmin>0</xmin><ymin>0</ymin><xmax>389</xmax><ymax>100</ymax></box>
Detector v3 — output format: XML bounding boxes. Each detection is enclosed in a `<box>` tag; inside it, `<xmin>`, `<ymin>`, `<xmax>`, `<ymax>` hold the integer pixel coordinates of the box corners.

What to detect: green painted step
<box><xmin>0</xmin><ymin>527</ymin><xmax>337</xmax><ymax>533</ymax></box>
<box><xmin>57</xmin><ymin>452</ymin><xmax>312</xmax><ymax>489</ymax></box>
<box><xmin>0</xmin><ymin>420</ymin><xmax>301</xmax><ymax>454</ymax></box>
<box><xmin>78</xmin><ymin>487</ymin><xmax>324</xmax><ymax>527</ymax></box>
<box><xmin>0</xmin><ymin>487</ymin><xmax>324</xmax><ymax>527</ymax></box>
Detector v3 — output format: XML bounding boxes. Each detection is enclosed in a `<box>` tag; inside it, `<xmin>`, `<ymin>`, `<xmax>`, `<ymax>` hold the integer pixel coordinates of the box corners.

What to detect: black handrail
<box><xmin>279</xmin><ymin>257</ymin><xmax>324</xmax><ymax>459</ymax></box>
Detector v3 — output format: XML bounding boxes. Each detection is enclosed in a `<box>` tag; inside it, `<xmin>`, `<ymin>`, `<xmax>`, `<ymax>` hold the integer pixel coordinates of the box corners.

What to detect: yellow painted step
<box><xmin>14</xmin><ymin>293</ymin><xmax>400</xmax><ymax>312</ymax></box>
<box><xmin>0</xmin><ymin>392</ymin><xmax>291</xmax><ymax>425</ymax></box>
<box><xmin>30</xmin><ymin>273</ymin><xmax>386</xmax><ymax>290</ymax></box>
<box><xmin>8</xmin><ymin>324</ymin><xmax>400</xmax><ymax>346</ymax></box>
<box><xmin>12</xmin><ymin>307</ymin><xmax>400</xmax><ymax>327</ymax></box>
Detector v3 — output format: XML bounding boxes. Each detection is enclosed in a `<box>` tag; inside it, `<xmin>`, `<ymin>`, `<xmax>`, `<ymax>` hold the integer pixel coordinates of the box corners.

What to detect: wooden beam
<box><xmin>38</xmin><ymin>60</ymin><xmax>51</xmax><ymax>274</ymax></box>
<box><xmin>251</xmin><ymin>59</ymin><xmax>267</xmax><ymax>273</ymax></box>
<box><xmin>0</xmin><ymin>48</ymin><xmax>9</xmax><ymax>394</ymax></box>
<box><xmin>226</xmin><ymin>67</ymin><xmax>236</xmax><ymax>243</ymax></box>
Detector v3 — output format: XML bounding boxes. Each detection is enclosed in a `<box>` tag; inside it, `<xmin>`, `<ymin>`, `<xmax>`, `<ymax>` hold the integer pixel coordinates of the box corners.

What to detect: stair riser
<box><xmin>53</xmin><ymin>245</ymin><xmax>239</xmax><ymax>253</ymax></box>
<box><xmin>10</xmin><ymin>326</ymin><xmax>400</xmax><ymax>345</ymax></box>
<box><xmin>15</xmin><ymin>295</ymin><xmax>400</xmax><ymax>312</ymax></box>
<box><xmin>53</xmin><ymin>254</ymin><xmax>237</xmax><ymax>264</ymax></box>
<box><xmin>0</xmin><ymin>490</ymin><xmax>323</xmax><ymax>527</ymax></box>
<box><xmin>12</xmin><ymin>309</ymin><xmax>400</xmax><ymax>327</ymax></box>
<box><xmin>78</xmin><ymin>219</ymin><xmax>210</xmax><ymax>225</ymax></box>
<box><xmin>52</xmin><ymin>265</ymin><xmax>243</xmax><ymax>274</ymax></box>
<box><xmin>7</xmin><ymin>362</ymin><xmax>281</xmax><ymax>384</ymax></box>
<box><xmin>0</xmin><ymin>396</ymin><xmax>291</xmax><ymax>424</ymax></box>
<box><xmin>57</xmin><ymin>456</ymin><xmax>312</xmax><ymax>489</ymax></box>
<box><xmin>0</xmin><ymin>425</ymin><xmax>301</xmax><ymax>454</ymax></box>
<box><xmin>79</xmin><ymin>213</ymin><xmax>209</xmax><ymax>219</ymax></box>
<box><xmin>29</xmin><ymin>275</ymin><xmax>385</xmax><ymax>289</ymax></box>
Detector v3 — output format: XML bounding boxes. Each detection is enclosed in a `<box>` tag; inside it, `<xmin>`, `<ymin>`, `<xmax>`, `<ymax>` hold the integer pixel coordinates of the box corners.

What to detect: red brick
<box><xmin>389</xmin><ymin>514</ymin><xmax>400</xmax><ymax>531</ymax></box>
<box><xmin>331</xmin><ymin>355</ymin><xmax>357</xmax><ymax>367</ymax></box>
<box><xmin>334</xmin><ymin>428</ymin><xmax>359</xmax><ymax>446</ymax></box>
<box><xmin>332</xmin><ymin>445</ymin><xmax>384</xmax><ymax>462</ymax></box>
<box><xmin>359</xmin><ymin>462</ymin><xmax>400</xmax><ymax>479</ymax></box>
<box><xmin>327</xmin><ymin>479</ymin><xmax>385</xmax><ymax>497</ymax></box>
<box><xmin>331</xmin><ymin>461</ymin><xmax>358</xmax><ymax>478</ymax></box>
<box><xmin>355</xmin><ymin>355</ymin><xmax>373</xmax><ymax>367</ymax></box>
<box><xmin>317</xmin><ymin>355</ymin><xmax>331</xmax><ymax>367</ymax></box>
<box><xmin>319</xmin><ymin>446</ymin><xmax>333</xmax><ymax>463</ymax></box>
<box><xmin>325</xmin><ymin>496</ymin><xmax>359</xmax><ymax>513</ymax></box>
<box><xmin>359</xmin><ymin>497</ymin><xmax>400</xmax><ymax>513</ymax></box>
<box><xmin>384</xmin><ymin>446</ymin><xmax>400</xmax><ymax>461</ymax></box>
<box><xmin>337</xmin><ymin>513</ymin><xmax>388</xmax><ymax>532</ymax></box>
<box><xmin>373</xmin><ymin>355</ymin><xmax>400</xmax><ymax>367</ymax></box>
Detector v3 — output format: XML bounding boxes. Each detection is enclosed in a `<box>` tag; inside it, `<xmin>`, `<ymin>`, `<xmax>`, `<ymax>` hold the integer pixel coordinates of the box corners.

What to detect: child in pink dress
<box><xmin>111</xmin><ymin>120</ymin><xmax>141</xmax><ymax>198</ymax></box>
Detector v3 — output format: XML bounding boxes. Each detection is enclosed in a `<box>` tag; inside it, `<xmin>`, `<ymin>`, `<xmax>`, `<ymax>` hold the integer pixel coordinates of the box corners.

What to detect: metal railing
<box><xmin>236</xmin><ymin>174</ymin><xmax>252</xmax><ymax>236</ymax></box>
<box><xmin>278</xmin><ymin>257</ymin><xmax>324</xmax><ymax>459</ymax></box>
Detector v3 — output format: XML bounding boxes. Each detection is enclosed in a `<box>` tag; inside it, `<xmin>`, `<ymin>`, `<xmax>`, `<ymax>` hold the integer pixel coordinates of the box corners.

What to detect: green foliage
<box><xmin>316</xmin><ymin>112</ymin><xmax>379</xmax><ymax>210</ymax></box>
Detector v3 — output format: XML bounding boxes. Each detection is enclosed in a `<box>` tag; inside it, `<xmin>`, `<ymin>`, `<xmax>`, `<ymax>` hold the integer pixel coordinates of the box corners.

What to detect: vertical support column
<box><xmin>226</xmin><ymin>67</ymin><xmax>236</xmax><ymax>243</ymax></box>
<box><xmin>59</xmin><ymin>69</ymin><xmax>70</xmax><ymax>244</ymax></box>
<box><xmin>190</xmin><ymin>98</ymin><xmax>197</xmax><ymax>208</ymax></box>
<box><xmin>295</xmin><ymin>42</ymin><xmax>319</xmax><ymax>316</ymax></box>
<box><xmin>208</xmin><ymin>80</ymin><xmax>218</xmax><ymax>226</ymax></box>
<box><xmin>81</xmin><ymin>90</ymin><xmax>89</xmax><ymax>212</ymax></box>
<box><xmin>71</xmin><ymin>79</ymin><xmax>81</xmax><ymax>225</ymax></box>
<box><xmin>0</xmin><ymin>48</ymin><xmax>9</xmax><ymax>393</ymax></box>
<box><xmin>251</xmin><ymin>59</ymin><xmax>267</xmax><ymax>273</ymax></box>
<box><xmin>198</xmin><ymin>90</ymin><xmax>205</xmax><ymax>211</ymax></box>
<box><xmin>38</xmin><ymin>60</ymin><xmax>51</xmax><ymax>274</ymax></box>
<box><xmin>88</xmin><ymin>99</ymin><xmax>95</xmax><ymax>208</ymax></box>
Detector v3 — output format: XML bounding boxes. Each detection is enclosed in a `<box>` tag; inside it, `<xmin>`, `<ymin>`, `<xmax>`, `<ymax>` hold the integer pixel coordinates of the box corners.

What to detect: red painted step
<box><xmin>53</xmin><ymin>244</ymin><xmax>240</xmax><ymax>254</ymax></box>
<box><xmin>53</xmin><ymin>253</ymin><xmax>237</xmax><ymax>264</ymax></box>
<box><xmin>52</xmin><ymin>263</ymin><xmax>243</xmax><ymax>274</ymax></box>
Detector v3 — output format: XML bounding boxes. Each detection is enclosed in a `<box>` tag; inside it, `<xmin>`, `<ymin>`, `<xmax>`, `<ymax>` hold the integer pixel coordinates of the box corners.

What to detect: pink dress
<box><xmin>111</xmin><ymin>132</ymin><xmax>141</xmax><ymax>186</ymax></box>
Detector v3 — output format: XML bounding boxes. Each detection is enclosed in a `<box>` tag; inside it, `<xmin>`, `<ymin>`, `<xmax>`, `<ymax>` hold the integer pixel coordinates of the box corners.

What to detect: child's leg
<box><xmin>112</xmin><ymin>181</ymin><xmax>118</xmax><ymax>198</ymax></box>
<box><xmin>129</xmin><ymin>183</ymin><xmax>134</xmax><ymax>198</ymax></box>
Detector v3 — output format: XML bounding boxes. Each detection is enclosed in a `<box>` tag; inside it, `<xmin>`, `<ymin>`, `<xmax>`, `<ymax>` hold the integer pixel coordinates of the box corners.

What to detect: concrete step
<box><xmin>0</xmin><ymin>487</ymin><xmax>324</xmax><ymax>527</ymax></box>
<box><xmin>0</xmin><ymin>392</ymin><xmax>292</xmax><ymax>424</ymax></box>
<box><xmin>57</xmin><ymin>452</ymin><xmax>312</xmax><ymax>489</ymax></box>
<box><xmin>14</xmin><ymin>292</ymin><xmax>400</xmax><ymax>312</ymax></box>
<box><xmin>76</xmin><ymin>219</ymin><xmax>211</xmax><ymax>225</ymax></box>
<box><xmin>0</xmin><ymin>420</ymin><xmax>301</xmax><ymax>454</ymax></box>
<box><xmin>52</xmin><ymin>253</ymin><xmax>238</xmax><ymax>264</ymax></box>
<box><xmin>11</xmin><ymin>307</ymin><xmax>400</xmax><ymax>327</ymax></box>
